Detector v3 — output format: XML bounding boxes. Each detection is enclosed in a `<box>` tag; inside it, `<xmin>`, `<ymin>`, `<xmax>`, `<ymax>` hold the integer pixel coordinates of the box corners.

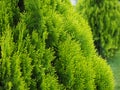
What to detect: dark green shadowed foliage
<box><xmin>76</xmin><ymin>0</ymin><xmax>120</xmax><ymax>58</ymax></box>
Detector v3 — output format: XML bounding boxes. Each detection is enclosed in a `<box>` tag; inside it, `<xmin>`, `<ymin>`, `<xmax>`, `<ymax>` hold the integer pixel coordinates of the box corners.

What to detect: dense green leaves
<box><xmin>77</xmin><ymin>0</ymin><xmax>120</xmax><ymax>58</ymax></box>
<box><xmin>0</xmin><ymin>0</ymin><xmax>114</xmax><ymax>90</ymax></box>
<box><xmin>92</xmin><ymin>56</ymin><xmax>114</xmax><ymax>90</ymax></box>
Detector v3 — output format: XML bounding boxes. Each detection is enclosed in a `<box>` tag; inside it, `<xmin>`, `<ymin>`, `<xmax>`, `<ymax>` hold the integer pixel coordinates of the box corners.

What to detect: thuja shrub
<box><xmin>0</xmin><ymin>26</ymin><xmax>26</xmax><ymax>90</ymax></box>
<box><xmin>74</xmin><ymin>59</ymin><xmax>95</xmax><ymax>90</ymax></box>
<box><xmin>55</xmin><ymin>34</ymin><xmax>96</xmax><ymax>90</ymax></box>
<box><xmin>24</xmin><ymin>0</ymin><xmax>64</xmax><ymax>48</ymax></box>
<box><xmin>0</xmin><ymin>0</ymin><xmax>20</xmax><ymax>30</ymax></box>
<box><xmin>55</xmin><ymin>1</ymin><xmax>114</xmax><ymax>90</ymax></box>
<box><xmin>92</xmin><ymin>56</ymin><xmax>114</xmax><ymax>90</ymax></box>
<box><xmin>0</xmin><ymin>21</ymin><xmax>62</xmax><ymax>90</ymax></box>
<box><xmin>0</xmin><ymin>0</ymin><xmax>62</xmax><ymax>89</ymax></box>
<box><xmin>56</xmin><ymin>1</ymin><xmax>96</xmax><ymax>57</ymax></box>
<box><xmin>0</xmin><ymin>0</ymin><xmax>115</xmax><ymax>90</ymax></box>
<box><xmin>16</xmin><ymin>21</ymin><xmax>62</xmax><ymax>90</ymax></box>
<box><xmin>24</xmin><ymin>1</ymin><xmax>97</xmax><ymax>89</ymax></box>
<box><xmin>76</xmin><ymin>0</ymin><xmax>120</xmax><ymax>58</ymax></box>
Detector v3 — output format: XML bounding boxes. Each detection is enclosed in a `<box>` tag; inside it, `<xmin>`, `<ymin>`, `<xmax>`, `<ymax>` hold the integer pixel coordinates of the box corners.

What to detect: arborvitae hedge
<box><xmin>56</xmin><ymin>2</ymin><xmax>96</xmax><ymax>57</ymax></box>
<box><xmin>91</xmin><ymin>55</ymin><xmax>114</xmax><ymax>90</ymax></box>
<box><xmin>76</xmin><ymin>0</ymin><xmax>120</xmax><ymax>58</ymax></box>
<box><xmin>0</xmin><ymin>0</ymin><xmax>114</xmax><ymax>90</ymax></box>
<box><xmin>55</xmin><ymin>34</ymin><xmax>96</xmax><ymax>90</ymax></box>
<box><xmin>55</xmin><ymin>1</ymin><xmax>114</xmax><ymax>90</ymax></box>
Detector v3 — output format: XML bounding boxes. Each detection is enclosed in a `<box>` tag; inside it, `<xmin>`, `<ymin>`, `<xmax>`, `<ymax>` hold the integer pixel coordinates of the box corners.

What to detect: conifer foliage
<box><xmin>0</xmin><ymin>0</ymin><xmax>114</xmax><ymax>90</ymax></box>
<box><xmin>76</xmin><ymin>0</ymin><xmax>120</xmax><ymax>58</ymax></box>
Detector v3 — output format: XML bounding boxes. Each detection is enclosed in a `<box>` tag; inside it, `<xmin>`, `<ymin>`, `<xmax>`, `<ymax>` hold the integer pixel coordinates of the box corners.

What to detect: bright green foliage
<box><xmin>0</xmin><ymin>0</ymin><xmax>62</xmax><ymax>89</ymax></box>
<box><xmin>55</xmin><ymin>34</ymin><xmax>95</xmax><ymax>90</ymax></box>
<box><xmin>74</xmin><ymin>59</ymin><xmax>95</xmax><ymax>90</ymax></box>
<box><xmin>56</xmin><ymin>1</ymin><xmax>96</xmax><ymax>57</ymax></box>
<box><xmin>0</xmin><ymin>0</ymin><xmax>114</xmax><ymax>90</ymax></box>
<box><xmin>55</xmin><ymin>1</ymin><xmax>114</xmax><ymax>90</ymax></box>
<box><xmin>0</xmin><ymin>26</ymin><xmax>26</xmax><ymax>90</ymax></box>
<box><xmin>92</xmin><ymin>56</ymin><xmax>114</xmax><ymax>90</ymax></box>
<box><xmin>77</xmin><ymin>0</ymin><xmax>120</xmax><ymax>58</ymax></box>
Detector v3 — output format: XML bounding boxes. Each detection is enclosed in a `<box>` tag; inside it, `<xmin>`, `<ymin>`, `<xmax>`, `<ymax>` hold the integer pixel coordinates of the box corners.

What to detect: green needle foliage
<box><xmin>57</xmin><ymin>4</ymin><xmax>96</xmax><ymax>57</ymax></box>
<box><xmin>76</xmin><ymin>0</ymin><xmax>120</xmax><ymax>58</ymax></box>
<box><xmin>0</xmin><ymin>0</ymin><xmax>114</xmax><ymax>90</ymax></box>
